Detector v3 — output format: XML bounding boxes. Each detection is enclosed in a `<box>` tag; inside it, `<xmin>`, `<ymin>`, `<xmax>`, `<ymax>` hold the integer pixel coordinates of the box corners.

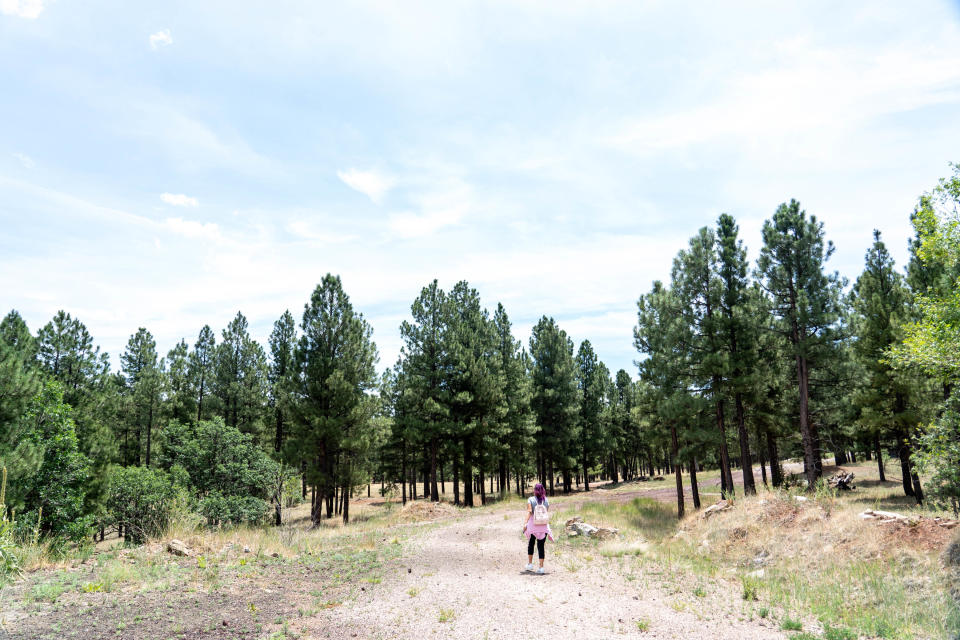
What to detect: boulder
<box><xmin>167</xmin><ymin>539</ymin><xmax>191</xmax><ymax>557</ymax></box>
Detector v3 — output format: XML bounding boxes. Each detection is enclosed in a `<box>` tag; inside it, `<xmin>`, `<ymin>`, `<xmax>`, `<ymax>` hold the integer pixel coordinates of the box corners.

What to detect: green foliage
<box><xmin>106</xmin><ymin>466</ymin><xmax>175</xmax><ymax>544</ymax></box>
<box><xmin>8</xmin><ymin>381</ymin><xmax>92</xmax><ymax>542</ymax></box>
<box><xmin>529</xmin><ymin>316</ymin><xmax>579</xmax><ymax>493</ymax></box>
<box><xmin>914</xmin><ymin>393</ymin><xmax>960</xmax><ymax>514</ymax></box>
<box><xmin>288</xmin><ymin>275</ymin><xmax>379</xmax><ymax>523</ymax></box>
<box><xmin>215</xmin><ymin>312</ymin><xmax>269</xmax><ymax>438</ymax></box>
<box><xmin>155</xmin><ymin>419</ymin><xmax>278</xmax><ymax>526</ymax></box>
<box><xmin>0</xmin><ymin>468</ymin><xmax>22</xmax><ymax>585</ymax></box>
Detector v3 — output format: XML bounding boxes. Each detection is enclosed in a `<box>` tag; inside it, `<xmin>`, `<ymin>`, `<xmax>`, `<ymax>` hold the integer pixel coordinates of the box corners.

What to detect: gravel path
<box><xmin>312</xmin><ymin>507</ymin><xmax>786</xmax><ymax>640</ymax></box>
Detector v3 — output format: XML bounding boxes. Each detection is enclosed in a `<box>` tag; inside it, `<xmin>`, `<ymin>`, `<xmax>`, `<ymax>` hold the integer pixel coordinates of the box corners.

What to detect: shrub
<box><xmin>198</xmin><ymin>492</ymin><xmax>270</xmax><ymax>527</ymax></box>
<box><xmin>5</xmin><ymin>382</ymin><xmax>92</xmax><ymax>542</ymax></box>
<box><xmin>106</xmin><ymin>466</ymin><xmax>175</xmax><ymax>544</ymax></box>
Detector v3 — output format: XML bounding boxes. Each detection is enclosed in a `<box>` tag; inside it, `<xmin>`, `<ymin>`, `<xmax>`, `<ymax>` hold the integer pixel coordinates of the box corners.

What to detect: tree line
<box><xmin>2</xmin><ymin>164</ymin><xmax>960</xmax><ymax>548</ymax></box>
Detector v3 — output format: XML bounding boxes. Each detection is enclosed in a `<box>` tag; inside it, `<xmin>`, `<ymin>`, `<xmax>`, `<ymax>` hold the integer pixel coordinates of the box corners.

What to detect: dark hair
<box><xmin>534</xmin><ymin>483</ymin><xmax>546</xmax><ymax>504</ymax></box>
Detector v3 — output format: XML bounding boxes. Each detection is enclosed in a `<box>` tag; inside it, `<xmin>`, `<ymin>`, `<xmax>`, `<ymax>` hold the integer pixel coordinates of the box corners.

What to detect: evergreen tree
<box><xmin>121</xmin><ymin>328</ymin><xmax>161</xmax><ymax>466</ymax></box>
<box><xmin>635</xmin><ymin>281</ymin><xmax>690</xmax><ymax>519</ymax></box>
<box><xmin>214</xmin><ymin>312</ymin><xmax>269</xmax><ymax>439</ymax></box>
<box><xmin>268</xmin><ymin>311</ymin><xmax>297</xmax><ymax>455</ymax></box>
<box><xmin>529</xmin><ymin>317</ymin><xmax>579</xmax><ymax>496</ymax></box>
<box><xmin>398</xmin><ymin>281</ymin><xmax>451</xmax><ymax>502</ymax></box>
<box><xmin>289</xmin><ymin>275</ymin><xmax>378</xmax><ymax>524</ymax></box>
<box><xmin>492</xmin><ymin>304</ymin><xmax>533</xmax><ymax>497</ymax></box>
<box><xmin>672</xmin><ymin>227</ymin><xmax>735</xmax><ymax>496</ymax></box>
<box><xmin>189</xmin><ymin>325</ymin><xmax>217</xmax><ymax>422</ymax></box>
<box><xmin>756</xmin><ymin>200</ymin><xmax>843</xmax><ymax>488</ymax></box>
<box><xmin>575</xmin><ymin>340</ymin><xmax>604</xmax><ymax>491</ymax></box>
<box><xmin>445</xmin><ymin>281</ymin><xmax>504</xmax><ymax>506</ymax></box>
<box><xmin>164</xmin><ymin>339</ymin><xmax>195</xmax><ymax>425</ymax></box>
<box><xmin>851</xmin><ymin>232</ymin><xmax>924</xmax><ymax>502</ymax></box>
<box><xmin>0</xmin><ymin>310</ymin><xmax>36</xmax><ymax>361</ymax></box>
<box><xmin>716</xmin><ymin>214</ymin><xmax>759</xmax><ymax>495</ymax></box>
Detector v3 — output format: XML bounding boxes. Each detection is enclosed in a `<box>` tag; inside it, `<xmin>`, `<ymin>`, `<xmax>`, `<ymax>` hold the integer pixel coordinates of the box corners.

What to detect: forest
<box><xmin>2</xmin><ymin>163</ymin><xmax>960</xmax><ymax>570</ymax></box>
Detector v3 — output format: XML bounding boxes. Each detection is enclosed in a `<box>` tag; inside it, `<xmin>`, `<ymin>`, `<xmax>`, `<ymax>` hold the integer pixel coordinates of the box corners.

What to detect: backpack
<box><xmin>532</xmin><ymin>499</ymin><xmax>550</xmax><ymax>525</ymax></box>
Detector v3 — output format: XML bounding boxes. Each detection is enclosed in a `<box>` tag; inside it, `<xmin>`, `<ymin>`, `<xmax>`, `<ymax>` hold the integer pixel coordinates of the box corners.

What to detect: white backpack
<box><xmin>533</xmin><ymin>500</ymin><xmax>549</xmax><ymax>525</ymax></box>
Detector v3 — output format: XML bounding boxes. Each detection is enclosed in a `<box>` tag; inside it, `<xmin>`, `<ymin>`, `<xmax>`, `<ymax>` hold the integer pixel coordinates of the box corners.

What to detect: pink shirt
<box><xmin>523</xmin><ymin>497</ymin><xmax>554</xmax><ymax>541</ymax></box>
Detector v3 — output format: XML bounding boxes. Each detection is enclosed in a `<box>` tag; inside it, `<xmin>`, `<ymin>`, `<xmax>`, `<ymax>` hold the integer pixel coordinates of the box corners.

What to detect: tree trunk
<box><xmin>402</xmin><ymin>445</ymin><xmax>408</xmax><ymax>505</ymax></box>
<box><xmin>670</xmin><ymin>423</ymin><xmax>684</xmax><ymax>520</ymax></box>
<box><xmin>689</xmin><ymin>459</ymin><xmax>700</xmax><ymax>510</ymax></box>
<box><xmin>766</xmin><ymin>428</ymin><xmax>782</xmax><ymax>487</ymax></box>
<box><xmin>874</xmin><ymin>434</ymin><xmax>886</xmax><ymax>482</ymax></box>
<box><xmin>756</xmin><ymin>427</ymin><xmax>768</xmax><ymax>487</ymax></box>
<box><xmin>342</xmin><ymin>482</ymin><xmax>350</xmax><ymax>524</ymax></box>
<box><xmin>795</xmin><ymin>354</ymin><xmax>818</xmax><ymax>489</ymax></box>
<box><xmin>430</xmin><ymin>439</ymin><xmax>440</xmax><ymax>502</ymax></box>
<box><xmin>453</xmin><ymin>459</ymin><xmax>460</xmax><ymax>505</ymax></box>
<box><xmin>479</xmin><ymin>468</ymin><xmax>486</xmax><ymax>506</ymax></box>
<box><xmin>896</xmin><ymin>429</ymin><xmax>916</xmax><ymax>497</ymax></box>
<box><xmin>714</xmin><ymin>383</ymin><xmax>734</xmax><ymax>498</ymax></box>
<box><xmin>463</xmin><ymin>439</ymin><xmax>474</xmax><ymax>507</ymax></box>
<box><xmin>734</xmin><ymin>393</ymin><xmax>755</xmax><ymax>495</ymax></box>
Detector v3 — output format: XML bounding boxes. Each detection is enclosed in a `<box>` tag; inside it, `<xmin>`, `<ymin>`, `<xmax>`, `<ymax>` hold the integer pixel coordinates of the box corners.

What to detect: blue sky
<box><xmin>2</xmin><ymin>1</ymin><xmax>960</xmax><ymax>376</ymax></box>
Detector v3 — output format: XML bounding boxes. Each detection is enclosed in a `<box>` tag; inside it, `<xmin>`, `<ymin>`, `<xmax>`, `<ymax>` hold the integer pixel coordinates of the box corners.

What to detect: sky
<box><xmin>2</xmin><ymin>1</ymin><xmax>960</xmax><ymax>377</ymax></box>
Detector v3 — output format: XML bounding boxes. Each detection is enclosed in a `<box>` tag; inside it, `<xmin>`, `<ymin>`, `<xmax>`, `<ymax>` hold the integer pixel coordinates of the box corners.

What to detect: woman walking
<box><xmin>523</xmin><ymin>482</ymin><xmax>553</xmax><ymax>574</ymax></box>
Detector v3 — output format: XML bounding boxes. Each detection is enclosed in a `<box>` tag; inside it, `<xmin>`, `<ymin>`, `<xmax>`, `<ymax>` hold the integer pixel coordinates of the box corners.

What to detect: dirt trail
<box><xmin>312</xmin><ymin>507</ymin><xmax>785</xmax><ymax>640</ymax></box>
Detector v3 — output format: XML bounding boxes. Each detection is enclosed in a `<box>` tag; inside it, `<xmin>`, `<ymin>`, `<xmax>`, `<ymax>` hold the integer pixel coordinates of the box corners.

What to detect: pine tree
<box><xmin>716</xmin><ymin>214</ymin><xmax>759</xmax><ymax>495</ymax></box>
<box><xmin>290</xmin><ymin>275</ymin><xmax>378</xmax><ymax>524</ymax></box>
<box><xmin>492</xmin><ymin>304</ymin><xmax>533</xmax><ymax>497</ymax></box>
<box><xmin>575</xmin><ymin>340</ymin><xmax>604</xmax><ymax>491</ymax></box>
<box><xmin>121</xmin><ymin>328</ymin><xmax>160</xmax><ymax>466</ymax></box>
<box><xmin>214</xmin><ymin>312</ymin><xmax>269</xmax><ymax>439</ymax></box>
<box><xmin>398</xmin><ymin>281</ymin><xmax>451</xmax><ymax>502</ymax></box>
<box><xmin>268</xmin><ymin>311</ymin><xmax>297</xmax><ymax>455</ymax></box>
<box><xmin>672</xmin><ymin>227</ymin><xmax>735</xmax><ymax>496</ymax></box>
<box><xmin>445</xmin><ymin>281</ymin><xmax>504</xmax><ymax>506</ymax></box>
<box><xmin>190</xmin><ymin>325</ymin><xmax>217</xmax><ymax>422</ymax></box>
<box><xmin>756</xmin><ymin>200</ymin><xmax>843</xmax><ymax>489</ymax></box>
<box><xmin>529</xmin><ymin>317</ymin><xmax>579</xmax><ymax>496</ymax></box>
<box><xmin>635</xmin><ymin>281</ymin><xmax>690</xmax><ymax>519</ymax></box>
<box><xmin>851</xmin><ymin>230</ymin><xmax>924</xmax><ymax>503</ymax></box>
<box><xmin>164</xmin><ymin>339</ymin><xmax>195</xmax><ymax>425</ymax></box>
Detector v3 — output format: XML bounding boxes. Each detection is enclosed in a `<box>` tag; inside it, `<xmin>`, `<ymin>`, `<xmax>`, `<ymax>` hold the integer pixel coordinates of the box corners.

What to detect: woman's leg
<box><xmin>527</xmin><ymin>534</ymin><xmax>535</xmax><ymax>564</ymax></box>
<box><xmin>537</xmin><ymin>537</ymin><xmax>545</xmax><ymax>566</ymax></box>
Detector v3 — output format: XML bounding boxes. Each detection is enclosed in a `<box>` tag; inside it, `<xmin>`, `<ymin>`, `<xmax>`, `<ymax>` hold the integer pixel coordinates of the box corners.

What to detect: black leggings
<box><xmin>527</xmin><ymin>534</ymin><xmax>545</xmax><ymax>559</ymax></box>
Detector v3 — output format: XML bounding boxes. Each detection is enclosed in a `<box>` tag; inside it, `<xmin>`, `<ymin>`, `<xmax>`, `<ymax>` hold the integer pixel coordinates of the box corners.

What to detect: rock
<box><xmin>243</xmin><ymin>546</ymin><xmax>251</xmax><ymax>553</ymax></box>
<box><xmin>746</xmin><ymin>569</ymin><xmax>765</xmax><ymax>578</ymax></box>
<box><xmin>591</xmin><ymin>527</ymin><xmax>618</xmax><ymax>540</ymax></box>
<box><xmin>793</xmin><ymin>495</ymin><xmax>808</xmax><ymax>502</ymax></box>
<box><xmin>270</xmin><ymin>552</ymin><xmax>280</xmax><ymax>558</ymax></box>
<box><xmin>167</xmin><ymin>539</ymin><xmax>191</xmax><ymax>557</ymax></box>
<box><xmin>752</xmin><ymin>550</ymin><xmax>770</xmax><ymax>566</ymax></box>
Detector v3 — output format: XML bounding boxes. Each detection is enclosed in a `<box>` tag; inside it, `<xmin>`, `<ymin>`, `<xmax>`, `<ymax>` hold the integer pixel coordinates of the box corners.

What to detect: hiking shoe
<box><xmin>536</xmin><ymin>567</ymin><xmax>545</xmax><ymax>574</ymax></box>
<box><xmin>525</xmin><ymin>563</ymin><xmax>534</xmax><ymax>571</ymax></box>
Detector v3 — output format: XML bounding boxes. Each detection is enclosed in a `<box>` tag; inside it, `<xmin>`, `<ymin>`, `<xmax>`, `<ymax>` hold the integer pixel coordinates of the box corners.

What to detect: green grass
<box><xmin>781</xmin><ymin>618</ymin><xmax>803</xmax><ymax>631</ymax></box>
<box><xmin>438</xmin><ymin>607</ymin><xmax>456</xmax><ymax>623</ymax></box>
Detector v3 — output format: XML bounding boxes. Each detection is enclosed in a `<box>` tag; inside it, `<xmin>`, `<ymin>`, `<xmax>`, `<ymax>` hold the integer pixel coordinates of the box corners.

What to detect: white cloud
<box><xmin>160</xmin><ymin>192</ymin><xmax>198</xmax><ymax>207</ymax></box>
<box><xmin>12</xmin><ymin>152</ymin><xmax>35</xmax><ymax>169</ymax></box>
<box><xmin>0</xmin><ymin>0</ymin><xmax>44</xmax><ymax>19</ymax></box>
<box><xmin>163</xmin><ymin>217</ymin><xmax>220</xmax><ymax>241</ymax></box>
<box><xmin>149</xmin><ymin>29</ymin><xmax>173</xmax><ymax>50</ymax></box>
<box><xmin>336</xmin><ymin>168</ymin><xmax>395</xmax><ymax>204</ymax></box>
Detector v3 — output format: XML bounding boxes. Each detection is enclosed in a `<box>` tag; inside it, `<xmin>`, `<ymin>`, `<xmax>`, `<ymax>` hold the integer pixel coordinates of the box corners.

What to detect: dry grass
<box><xmin>664</xmin><ymin>470</ymin><xmax>960</xmax><ymax>639</ymax></box>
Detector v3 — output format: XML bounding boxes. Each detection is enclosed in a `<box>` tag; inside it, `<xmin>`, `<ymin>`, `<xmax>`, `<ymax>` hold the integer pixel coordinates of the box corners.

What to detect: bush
<box><xmin>155</xmin><ymin>419</ymin><xmax>279</xmax><ymax>527</ymax></box>
<box><xmin>3</xmin><ymin>382</ymin><xmax>92</xmax><ymax>542</ymax></box>
<box><xmin>106</xmin><ymin>466</ymin><xmax>175</xmax><ymax>544</ymax></box>
<box><xmin>198</xmin><ymin>492</ymin><xmax>270</xmax><ymax>527</ymax></box>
